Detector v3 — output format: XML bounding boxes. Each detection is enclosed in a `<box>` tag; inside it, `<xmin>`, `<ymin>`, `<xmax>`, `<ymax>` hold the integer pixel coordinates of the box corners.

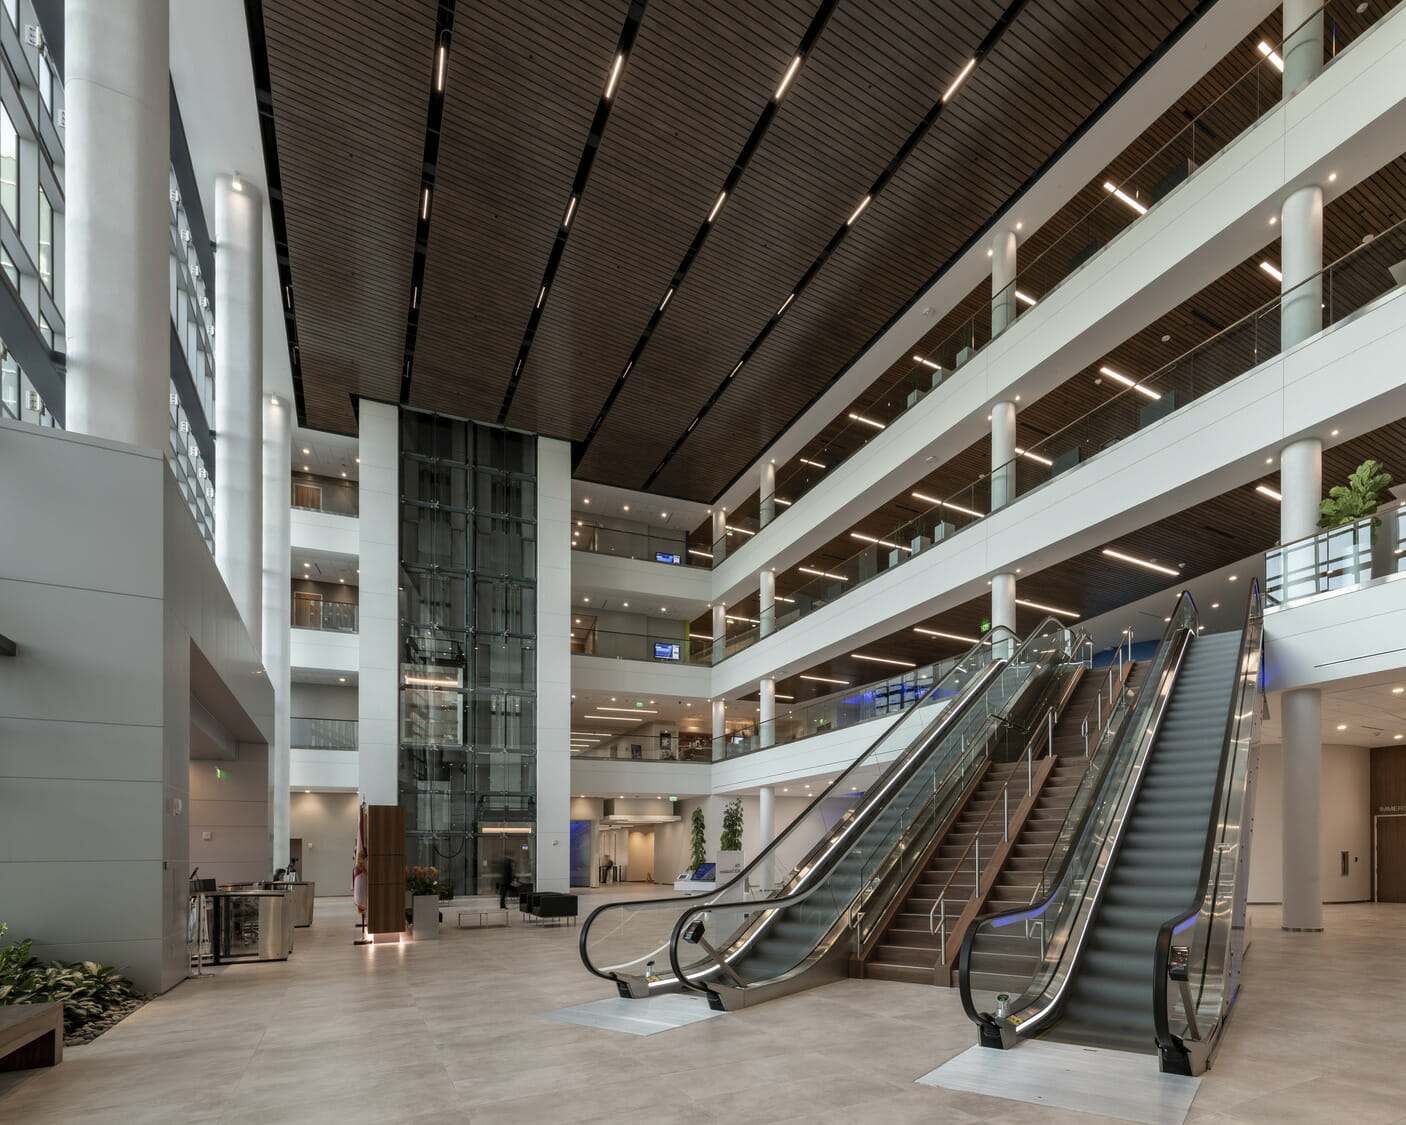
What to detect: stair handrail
<box><xmin>1152</xmin><ymin>580</ymin><xmax>1264</xmax><ymax>1075</ymax></box>
<box><xmin>957</xmin><ymin>592</ymin><xmax>1199</xmax><ymax>1040</ymax></box>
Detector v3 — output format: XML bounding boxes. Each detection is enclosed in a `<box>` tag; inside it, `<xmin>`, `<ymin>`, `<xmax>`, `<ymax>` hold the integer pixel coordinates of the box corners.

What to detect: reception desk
<box><xmin>204</xmin><ymin>889</ymin><xmax>295</xmax><ymax>963</ymax></box>
<box><xmin>265</xmin><ymin>881</ymin><xmax>315</xmax><ymax>927</ymax></box>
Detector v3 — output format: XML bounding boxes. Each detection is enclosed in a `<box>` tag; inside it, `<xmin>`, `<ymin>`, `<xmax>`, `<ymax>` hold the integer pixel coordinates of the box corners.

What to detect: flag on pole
<box><xmin>353</xmin><ymin>799</ymin><xmax>368</xmax><ymax>917</ymax></box>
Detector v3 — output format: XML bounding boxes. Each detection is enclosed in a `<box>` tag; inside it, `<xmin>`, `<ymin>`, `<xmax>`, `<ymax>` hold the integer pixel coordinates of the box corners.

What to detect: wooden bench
<box><xmin>0</xmin><ymin>1002</ymin><xmax>63</xmax><ymax>1070</ymax></box>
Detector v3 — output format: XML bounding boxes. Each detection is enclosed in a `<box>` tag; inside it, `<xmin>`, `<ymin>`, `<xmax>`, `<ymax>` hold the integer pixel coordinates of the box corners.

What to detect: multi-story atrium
<box><xmin>3</xmin><ymin>0</ymin><xmax>1406</xmax><ymax>1121</ymax></box>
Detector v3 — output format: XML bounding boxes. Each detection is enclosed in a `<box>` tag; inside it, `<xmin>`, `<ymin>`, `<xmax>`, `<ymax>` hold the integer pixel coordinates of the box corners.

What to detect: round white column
<box><xmin>261</xmin><ymin>393</ymin><xmax>292</xmax><ymax>870</ymax></box>
<box><xmin>991</xmin><ymin>572</ymin><xmax>1016</xmax><ymax>646</ymax></box>
<box><xmin>1281</xmin><ymin>687</ymin><xmax>1323</xmax><ymax>931</ymax></box>
<box><xmin>712</xmin><ymin>697</ymin><xmax>726</xmax><ymax>755</ymax></box>
<box><xmin>712</xmin><ymin>602</ymin><xmax>727</xmax><ymax>665</ymax></box>
<box><xmin>712</xmin><ymin>508</ymin><xmax>728</xmax><ymax>564</ymax></box>
<box><xmin>760</xmin><ymin>460</ymin><xmax>776</xmax><ymax>527</ymax></box>
<box><xmin>215</xmin><ymin>175</ymin><xmax>264</xmax><ymax>647</ymax></box>
<box><xmin>1280</xmin><ymin>185</ymin><xmax>1323</xmax><ymax>353</ymax></box>
<box><xmin>759</xmin><ymin>676</ymin><xmax>776</xmax><ymax>749</ymax></box>
<box><xmin>759</xmin><ymin>785</ymin><xmax>775</xmax><ymax>850</ymax></box>
<box><xmin>64</xmin><ymin>0</ymin><xmax>170</xmax><ymax>451</ymax></box>
<box><xmin>1280</xmin><ymin>437</ymin><xmax>1322</xmax><ymax>546</ymax></box>
<box><xmin>991</xmin><ymin>400</ymin><xmax>1017</xmax><ymax>510</ymax></box>
<box><xmin>759</xmin><ymin>569</ymin><xmax>776</xmax><ymax>638</ymax></box>
<box><xmin>991</xmin><ymin>228</ymin><xmax>1018</xmax><ymax>337</ymax></box>
<box><xmin>1283</xmin><ymin>0</ymin><xmax>1324</xmax><ymax>96</ymax></box>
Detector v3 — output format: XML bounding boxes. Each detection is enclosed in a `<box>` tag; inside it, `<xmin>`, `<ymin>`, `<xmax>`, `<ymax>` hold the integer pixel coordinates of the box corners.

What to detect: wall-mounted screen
<box><xmin>654</xmin><ymin>551</ymin><xmax>682</xmax><ymax>564</ymax></box>
<box><xmin>653</xmin><ymin>642</ymin><xmax>681</xmax><ymax>661</ymax></box>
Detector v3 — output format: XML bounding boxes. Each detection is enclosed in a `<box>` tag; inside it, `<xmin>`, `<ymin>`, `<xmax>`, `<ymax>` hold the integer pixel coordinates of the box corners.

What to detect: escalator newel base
<box><xmin>977</xmin><ymin>1016</ymin><xmax>1016</xmax><ymax>1050</ymax></box>
<box><xmin>1158</xmin><ymin>1040</ymin><xmax>1193</xmax><ymax>1077</ymax></box>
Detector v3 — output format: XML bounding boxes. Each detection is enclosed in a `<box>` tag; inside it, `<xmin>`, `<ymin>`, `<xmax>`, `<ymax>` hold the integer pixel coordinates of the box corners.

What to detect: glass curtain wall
<box><xmin>398</xmin><ymin>409</ymin><xmax>539</xmax><ymax>896</ymax></box>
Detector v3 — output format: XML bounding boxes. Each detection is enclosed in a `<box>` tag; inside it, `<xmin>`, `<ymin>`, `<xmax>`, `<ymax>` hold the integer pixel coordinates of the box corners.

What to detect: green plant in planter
<box><xmin>1318</xmin><ymin>459</ymin><xmax>1393</xmax><ymax>531</ymax></box>
<box><xmin>0</xmin><ymin>922</ymin><xmax>139</xmax><ymax>1034</ymax></box>
<box><xmin>690</xmin><ymin>807</ymin><xmax>707</xmax><ymax>870</ymax></box>
<box><xmin>406</xmin><ymin>865</ymin><xmax>453</xmax><ymax>899</ymax></box>
<box><xmin>720</xmin><ymin>799</ymin><xmax>744</xmax><ymax>852</ymax></box>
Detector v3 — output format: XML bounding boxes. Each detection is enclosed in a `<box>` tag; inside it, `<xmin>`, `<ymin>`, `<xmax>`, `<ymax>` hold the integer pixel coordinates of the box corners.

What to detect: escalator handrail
<box><xmin>957</xmin><ymin>592</ymin><xmax>1198</xmax><ymax>1031</ymax></box>
<box><xmin>665</xmin><ymin>656</ymin><xmax>1012</xmax><ymax>991</ymax></box>
<box><xmin>1151</xmin><ymin>580</ymin><xmax>1263</xmax><ymax>1057</ymax></box>
<box><xmin>666</xmin><ymin>622</ymin><xmax>1080</xmax><ymax>993</ymax></box>
<box><xmin>578</xmin><ymin>626</ymin><xmax>1018</xmax><ymax>983</ymax></box>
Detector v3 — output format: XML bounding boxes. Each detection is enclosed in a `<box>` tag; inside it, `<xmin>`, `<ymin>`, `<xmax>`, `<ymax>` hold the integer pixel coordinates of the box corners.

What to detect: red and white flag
<box><xmin>352</xmin><ymin>800</ymin><xmax>368</xmax><ymax>916</ymax></box>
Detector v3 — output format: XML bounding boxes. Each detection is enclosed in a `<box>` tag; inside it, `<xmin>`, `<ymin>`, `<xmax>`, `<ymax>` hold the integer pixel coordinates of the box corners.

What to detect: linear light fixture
<box><xmin>404</xmin><ymin>675</ymin><xmax>458</xmax><ymax>687</ymax></box>
<box><xmin>848</xmin><ymin>411</ymin><xmax>885</xmax><ymax>430</ymax></box>
<box><xmin>775</xmin><ymin>55</ymin><xmax>802</xmax><ymax>100</ymax></box>
<box><xmin>915</xmin><ymin>626</ymin><xmax>979</xmax><ymax>643</ymax></box>
<box><xmin>1015</xmin><ymin>447</ymin><xmax>1053</xmax><ymax>467</ymax></box>
<box><xmin>1259</xmin><ymin>261</ymin><xmax>1283</xmax><ymax>282</ymax></box>
<box><xmin>1015</xmin><ymin>597</ymin><xmax>1079</xmax><ymax>619</ymax></box>
<box><xmin>777</xmin><ymin>293</ymin><xmax>795</xmax><ymax>316</ymax></box>
<box><xmin>943</xmin><ymin>58</ymin><xmax>976</xmax><ymax>102</ymax></box>
<box><xmin>775</xmin><ymin>497</ymin><xmax>792</xmax><ymax>506</ymax></box>
<box><xmin>708</xmin><ymin>191</ymin><xmax>727</xmax><ymax>222</ymax></box>
<box><xmin>687</xmin><ymin>548</ymin><xmax>712</xmax><ymax>559</ymax></box>
<box><xmin>1257</xmin><ymin>41</ymin><xmax>1285</xmax><ymax>72</ymax></box>
<box><xmin>847</xmin><ymin>195</ymin><xmax>871</xmax><ymax>226</ymax></box>
<box><xmin>728</xmin><ymin>360</ymin><xmax>744</xmax><ymax>379</ymax></box>
<box><xmin>800</xmin><ymin>457</ymin><xmax>827</xmax><ymax>469</ymax></box>
<box><xmin>1099</xmin><ymin>365</ymin><xmax>1161</xmax><ymax>401</ymax></box>
<box><xmin>911</xmin><ymin>490</ymin><xmax>984</xmax><ymax>519</ymax></box>
<box><xmin>584</xmin><ymin>714</ymin><xmax>645</xmax><ymax>722</ymax></box>
<box><xmin>800</xmin><ymin>673</ymin><xmax>849</xmax><ymax>685</ymax></box>
<box><xmin>421</xmin><ymin>187</ymin><xmax>431</xmax><ymax>220</ymax></box>
<box><xmin>775</xmin><ymin>594</ymin><xmax>795</xmax><ymax>603</ymax></box>
<box><xmin>563</xmin><ymin>195</ymin><xmax>577</xmax><ymax>228</ymax></box>
<box><xmin>1256</xmin><ymin>484</ymin><xmax>1283</xmax><ymax>501</ymax></box>
<box><xmin>1015</xmin><ymin>290</ymin><xmax>1036</xmax><ymax>306</ymax></box>
<box><xmin>799</xmin><ymin>566</ymin><xmax>847</xmax><ymax>582</ymax></box>
<box><xmin>914</xmin><ymin>356</ymin><xmax>941</xmax><ymax>369</ymax></box>
<box><xmin>605</xmin><ymin>53</ymin><xmax>624</xmax><ymax>99</ymax></box>
<box><xmin>596</xmin><ymin>706</ymin><xmax>659</xmax><ymax>714</ymax></box>
<box><xmin>435</xmin><ymin>43</ymin><xmax>447</xmax><ymax>91</ymax></box>
<box><xmin>726</xmin><ymin>615</ymin><xmax>760</xmax><ymax>625</ymax></box>
<box><xmin>659</xmin><ymin>287</ymin><xmax>674</xmax><ymax>310</ymax></box>
<box><xmin>851</xmin><ymin>531</ymin><xmax>911</xmax><ymax>553</ymax></box>
<box><xmin>1103</xmin><ymin>181</ymin><xmax>1147</xmax><ymax>215</ymax></box>
<box><xmin>852</xmin><ymin>653</ymin><xmax>917</xmax><ymax>668</ymax></box>
<box><xmin>776</xmin><ymin>694</ymin><xmax>795</xmax><ymax>702</ymax></box>
<box><xmin>725</xmin><ymin>524</ymin><xmax>755</xmax><ymax>536</ymax></box>
<box><xmin>1102</xmin><ymin>547</ymin><xmax>1179</xmax><ymax>577</ymax></box>
<box><xmin>536</xmin><ymin>286</ymin><xmax>546</xmax><ymax>309</ymax></box>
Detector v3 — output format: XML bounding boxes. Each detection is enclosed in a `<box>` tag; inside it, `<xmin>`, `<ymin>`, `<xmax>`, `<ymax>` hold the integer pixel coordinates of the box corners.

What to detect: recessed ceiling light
<box><xmin>1394</xmin><ymin>687</ymin><xmax>1404</xmax><ymax>694</ymax></box>
<box><xmin>915</xmin><ymin>626</ymin><xmax>979</xmax><ymax>643</ymax></box>
<box><xmin>1099</xmin><ymin>366</ymin><xmax>1160</xmax><ymax>401</ymax></box>
<box><xmin>1331</xmin><ymin>429</ymin><xmax>1339</xmax><ymax>437</ymax></box>
<box><xmin>623</xmin><ymin>504</ymin><xmax>630</xmax><ymax>511</ymax></box>
<box><xmin>850</xmin><ymin>531</ymin><xmax>910</xmax><ymax>553</ymax></box>
<box><xmin>775</xmin><ymin>55</ymin><xmax>802</xmax><ymax>100</ymax></box>
<box><xmin>707</xmin><ymin>191</ymin><xmax>727</xmax><ymax>222</ymax></box>
<box><xmin>800</xmin><ymin>674</ymin><xmax>849</xmax><ymax>685</ymax></box>
<box><xmin>1269</xmin><ymin>215</ymin><xmax>1277</xmax><ymax>226</ymax></box>
<box><xmin>1015</xmin><ymin>597</ymin><xmax>1080</xmax><ymax>619</ymax></box>
<box><xmin>1102</xmin><ymin>548</ymin><xmax>1178</xmax><ymax>576</ymax></box>
<box><xmin>1014</xmin><ymin>290</ymin><xmax>1036</xmax><ymax>306</ymax></box>
<box><xmin>1257</xmin><ymin>42</ymin><xmax>1285</xmax><ymax>72</ymax></box>
<box><xmin>848</xmin><ymin>411</ymin><xmax>885</xmax><ymax>430</ymax></box>
<box><xmin>800</xmin><ymin>457</ymin><xmax>827</xmax><ymax>469</ymax></box>
<box><xmin>583</xmin><ymin>497</ymin><xmax>590</xmax><ymax>504</ymax></box>
<box><xmin>1211</xmin><ymin>602</ymin><xmax>1220</xmax><ymax>609</ymax></box>
<box><xmin>846</xmin><ymin>195</ymin><xmax>871</xmax><ymax>226</ymax></box>
<box><xmin>942</xmin><ymin>57</ymin><xmax>976</xmax><ymax>102</ymax></box>
<box><xmin>339</xmin><ymin>677</ymin><xmax>346</xmax><ymax>683</ymax></box>
<box><xmin>1337</xmin><ymin>723</ymin><xmax>1348</xmax><ymax>730</ymax></box>
<box><xmin>914</xmin><ymin>356</ymin><xmax>941</xmax><ymax>369</ymax></box>
<box><xmin>302</xmin><ymin>448</ymin><xmax>310</xmax><ymax>454</ymax></box>
<box><xmin>604</xmin><ymin>52</ymin><xmax>624</xmax><ymax>99</ymax></box>
<box><xmin>852</xmin><ymin>653</ymin><xmax>917</xmax><ymax>668</ymax></box>
<box><xmin>911</xmin><ymin>491</ymin><xmax>983</xmax><ymax>519</ymax></box>
<box><xmin>563</xmin><ymin>195</ymin><xmax>577</xmax><ymax>228</ymax></box>
<box><xmin>1328</xmin><ymin>172</ymin><xmax>1337</xmax><ymax>183</ymax></box>
<box><xmin>1103</xmin><ymin>181</ymin><xmax>1147</xmax><ymax>215</ymax></box>
<box><xmin>1256</xmin><ymin>484</ymin><xmax>1283</xmax><ymax>501</ymax></box>
<box><xmin>1259</xmin><ymin>261</ymin><xmax>1283</xmax><ymax>282</ymax></box>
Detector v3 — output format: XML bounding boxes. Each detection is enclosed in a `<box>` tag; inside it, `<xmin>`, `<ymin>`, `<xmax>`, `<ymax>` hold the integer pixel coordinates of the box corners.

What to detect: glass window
<box><xmin>38</xmin><ymin>187</ymin><xmax>52</xmax><ymax>294</ymax></box>
<box><xmin>38</xmin><ymin>313</ymin><xmax>51</xmax><ymax>348</ymax></box>
<box><xmin>3</xmin><ymin>1</ymin><xmax>14</xmax><ymax>30</ymax></box>
<box><xmin>0</xmin><ymin>345</ymin><xmax>17</xmax><ymax>419</ymax></box>
<box><xmin>38</xmin><ymin>57</ymin><xmax>52</xmax><ymax>113</ymax></box>
<box><xmin>0</xmin><ymin>246</ymin><xmax>15</xmax><ymax>291</ymax></box>
<box><xmin>0</xmin><ymin>104</ymin><xmax>16</xmax><ymax>227</ymax></box>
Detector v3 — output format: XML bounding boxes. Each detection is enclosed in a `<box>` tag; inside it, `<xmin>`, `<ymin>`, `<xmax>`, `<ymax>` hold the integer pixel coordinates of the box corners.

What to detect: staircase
<box><xmin>1049</xmin><ymin>633</ymin><xmax>1238</xmax><ymax>1052</ymax></box>
<box><xmin>965</xmin><ymin>662</ymin><xmax>1150</xmax><ymax>993</ymax></box>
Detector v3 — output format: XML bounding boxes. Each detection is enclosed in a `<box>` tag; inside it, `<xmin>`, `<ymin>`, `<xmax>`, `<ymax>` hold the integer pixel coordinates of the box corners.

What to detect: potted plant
<box><xmin>1318</xmin><ymin>459</ymin><xmax>1395</xmax><ymax>580</ymax></box>
<box><xmin>405</xmin><ymin>866</ymin><xmax>450</xmax><ymax>939</ymax></box>
<box><xmin>910</xmin><ymin>517</ymin><xmax>931</xmax><ymax>557</ymax></box>
<box><xmin>718</xmin><ymin>799</ymin><xmax>745</xmax><ymax>883</ymax></box>
<box><xmin>689</xmin><ymin>807</ymin><xmax>707</xmax><ymax>873</ymax></box>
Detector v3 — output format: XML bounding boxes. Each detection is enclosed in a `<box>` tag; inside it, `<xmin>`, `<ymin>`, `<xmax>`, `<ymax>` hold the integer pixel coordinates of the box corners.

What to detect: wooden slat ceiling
<box><xmin>257</xmin><ymin>0</ymin><xmax>1220</xmax><ymax>489</ymax></box>
<box><xmin>262</xmin><ymin>0</ymin><xmax>437</xmax><ymax>434</ymax></box>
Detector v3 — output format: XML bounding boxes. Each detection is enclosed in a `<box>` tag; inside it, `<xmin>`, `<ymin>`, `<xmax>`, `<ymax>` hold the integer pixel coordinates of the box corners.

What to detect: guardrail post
<box><xmin>1003</xmin><ymin>788</ymin><xmax>1009</xmax><ymax>840</ymax></box>
<box><xmin>974</xmin><ymin>837</ymin><xmax>980</xmax><ymax>890</ymax></box>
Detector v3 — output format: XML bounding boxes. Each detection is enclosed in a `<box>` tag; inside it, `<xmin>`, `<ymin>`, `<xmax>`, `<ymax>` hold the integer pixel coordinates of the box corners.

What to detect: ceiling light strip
<box><xmin>1101</xmin><ymin>547</ymin><xmax>1179</xmax><ymax>577</ymax></box>
<box><xmin>490</xmin><ymin>5</ymin><xmax>646</xmax><ymax>423</ymax></box>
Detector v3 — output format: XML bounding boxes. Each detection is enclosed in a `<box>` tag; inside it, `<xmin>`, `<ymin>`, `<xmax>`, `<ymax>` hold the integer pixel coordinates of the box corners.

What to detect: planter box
<box><xmin>412</xmin><ymin>895</ymin><xmax>440</xmax><ymax>940</ymax></box>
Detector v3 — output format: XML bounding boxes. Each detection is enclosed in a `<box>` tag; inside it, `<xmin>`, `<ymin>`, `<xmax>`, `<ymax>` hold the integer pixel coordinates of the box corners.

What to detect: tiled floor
<box><xmin>1</xmin><ymin>893</ymin><xmax>1403</xmax><ymax>1123</ymax></box>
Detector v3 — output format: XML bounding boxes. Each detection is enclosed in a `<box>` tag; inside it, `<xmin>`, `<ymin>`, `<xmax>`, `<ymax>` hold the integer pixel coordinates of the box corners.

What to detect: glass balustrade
<box><xmin>716</xmin><ymin>213</ymin><xmax>1406</xmax><ymax>663</ymax></box>
<box><xmin>1265</xmin><ymin>506</ymin><xmax>1406</xmax><ymax>607</ymax></box>
<box><xmin>291</xmin><ymin>600</ymin><xmax>359</xmax><ymax>633</ymax></box>
<box><xmin>726</xmin><ymin>0</ymin><xmax>1387</xmax><ymax>551</ymax></box>
<box><xmin>571</xmin><ymin>733</ymin><xmax>714</xmax><ymax>763</ymax></box>
<box><xmin>570</xmin><ymin>626</ymin><xmax>711</xmax><ymax>666</ymax></box>
<box><xmin>571</xmin><ymin>523</ymin><xmax>705</xmax><ymax>568</ymax></box>
<box><xmin>290</xmin><ymin>717</ymin><xmax>358</xmax><ymax>750</ymax></box>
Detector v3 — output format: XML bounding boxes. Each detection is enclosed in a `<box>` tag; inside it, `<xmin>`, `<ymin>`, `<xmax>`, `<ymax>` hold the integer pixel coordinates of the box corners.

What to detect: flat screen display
<box><xmin>654</xmin><ymin>642</ymin><xmax>681</xmax><ymax>661</ymax></box>
<box><xmin>691</xmin><ymin>863</ymin><xmax>716</xmax><ymax>881</ymax></box>
<box><xmin>654</xmin><ymin>551</ymin><xmax>682</xmax><ymax>564</ymax></box>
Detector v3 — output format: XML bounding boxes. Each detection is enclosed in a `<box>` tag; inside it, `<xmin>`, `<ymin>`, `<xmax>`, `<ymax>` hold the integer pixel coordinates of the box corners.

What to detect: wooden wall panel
<box><xmin>367</xmin><ymin>804</ymin><xmax>407</xmax><ymax>935</ymax></box>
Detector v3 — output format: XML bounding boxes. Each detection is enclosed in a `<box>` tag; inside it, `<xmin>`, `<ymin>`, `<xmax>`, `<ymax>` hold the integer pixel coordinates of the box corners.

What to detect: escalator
<box><xmin>959</xmin><ymin>585</ymin><xmax>1263</xmax><ymax>1075</ymax></box>
<box><xmin>579</xmin><ymin>618</ymin><xmax>1084</xmax><ymax>1011</ymax></box>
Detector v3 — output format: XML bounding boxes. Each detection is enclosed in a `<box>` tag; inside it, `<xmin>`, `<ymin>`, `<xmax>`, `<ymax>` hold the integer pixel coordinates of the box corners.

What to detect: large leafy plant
<box><xmin>405</xmin><ymin>865</ymin><xmax>453</xmax><ymax>899</ymax></box>
<box><xmin>689</xmin><ymin>807</ymin><xmax>707</xmax><ymax>870</ymax></box>
<box><xmin>1318</xmin><ymin>459</ymin><xmax>1393</xmax><ymax>531</ymax></box>
<box><xmin>720</xmin><ymin>799</ymin><xmax>744</xmax><ymax>852</ymax></box>
<box><xmin>0</xmin><ymin>922</ymin><xmax>139</xmax><ymax>1034</ymax></box>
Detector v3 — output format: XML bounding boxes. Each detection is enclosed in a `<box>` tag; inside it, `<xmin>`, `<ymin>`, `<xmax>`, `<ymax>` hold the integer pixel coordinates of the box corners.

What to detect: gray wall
<box><xmin>0</xmin><ymin>422</ymin><xmax>272</xmax><ymax>993</ymax></box>
<box><xmin>289</xmin><ymin>790</ymin><xmax>358</xmax><ymax>895</ymax></box>
<box><xmin>291</xmin><ymin>682</ymin><xmax>358</xmax><ymax>720</ymax></box>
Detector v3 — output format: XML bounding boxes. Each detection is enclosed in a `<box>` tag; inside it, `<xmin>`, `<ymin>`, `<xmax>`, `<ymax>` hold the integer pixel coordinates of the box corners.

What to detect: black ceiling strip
<box><xmin>397</xmin><ymin>2</ymin><xmax>456</xmax><ymax>405</ymax></box>
<box><xmin>491</xmin><ymin>0</ymin><xmax>649</xmax><ymax>425</ymax></box>
<box><xmin>244</xmin><ymin>0</ymin><xmax>308</xmax><ymax>425</ymax></box>
<box><xmin>700</xmin><ymin>0</ymin><xmax>1219</xmax><ymax>505</ymax></box>
<box><xmin>571</xmin><ymin>0</ymin><xmax>842</xmax><ymax>468</ymax></box>
<box><xmin>641</xmin><ymin>0</ymin><xmax>1033</xmax><ymax>490</ymax></box>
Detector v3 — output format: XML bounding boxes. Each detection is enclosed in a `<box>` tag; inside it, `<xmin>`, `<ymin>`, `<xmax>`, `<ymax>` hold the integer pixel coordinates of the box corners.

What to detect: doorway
<box><xmin>1375</xmin><ymin>814</ymin><xmax>1406</xmax><ymax>901</ymax></box>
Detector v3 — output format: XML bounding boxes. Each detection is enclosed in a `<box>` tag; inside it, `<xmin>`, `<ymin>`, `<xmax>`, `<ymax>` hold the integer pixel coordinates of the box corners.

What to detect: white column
<box><xmin>712</xmin><ymin>602</ymin><xmax>727</xmax><ymax>665</ymax></box>
<box><xmin>1280</xmin><ymin>185</ymin><xmax>1323</xmax><ymax>353</ymax></box>
<box><xmin>215</xmin><ymin>175</ymin><xmax>264</xmax><ymax>647</ymax></box>
<box><xmin>261</xmin><ymin>394</ymin><xmax>291</xmax><ymax>870</ymax></box>
<box><xmin>991</xmin><ymin>572</ymin><xmax>1016</xmax><ymax>645</ymax></box>
<box><xmin>991</xmin><ymin>400</ymin><xmax>1017</xmax><ymax>510</ymax></box>
<box><xmin>1280</xmin><ymin>437</ymin><xmax>1322</xmax><ymax>545</ymax></box>
<box><xmin>1281</xmin><ymin>688</ymin><xmax>1323</xmax><ymax>930</ymax></box>
<box><xmin>64</xmin><ymin>0</ymin><xmax>170</xmax><ymax>451</ymax></box>
<box><xmin>760</xmin><ymin>460</ymin><xmax>776</xmax><ymax>527</ymax></box>
<box><xmin>759</xmin><ymin>676</ymin><xmax>776</xmax><ymax>749</ymax></box>
<box><xmin>711</xmin><ymin>508</ymin><xmax>728</xmax><ymax>564</ymax></box>
<box><xmin>1283</xmin><ymin>0</ymin><xmax>1324</xmax><ymax>96</ymax></box>
<box><xmin>358</xmin><ymin>402</ymin><xmax>400</xmax><ymax>807</ymax></box>
<box><xmin>759</xmin><ymin>569</ymin><xmax>776</xmax><ymax>638</ymax></box>
<box><xmin>990</xmin><ymin>228</ymin><xmax>1018</xmax><ymax>337</ymax></box>
<box><xmin>759</xmin><ymin>785</ymin><xmax>775</xmax><ymax>850</ymax></box>
<box><xmin>536</xmin><ymin>437</ymin><xmax>573</xmax><ymax>892</ymax></box>
<box><xmin>712</xmin><ymin>697</ymin><xmax>725</xmax><ymax>743</ymax></box>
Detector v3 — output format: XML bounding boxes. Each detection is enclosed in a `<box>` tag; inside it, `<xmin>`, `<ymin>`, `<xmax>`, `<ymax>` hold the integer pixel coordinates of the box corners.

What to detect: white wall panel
<box><xmin>537</xmin><ymin>436</ymin><xmax>573</xmax><ymax>891</ymax></box>
<box><xmin>357</xmin><ymin>402</ymin><xmax>400</xmax><ymax>806</ymax></box>
<box><xmin>290</xmin><ymin>505</ymin><xmax>359</xmax><ymax>557</ymax></box>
